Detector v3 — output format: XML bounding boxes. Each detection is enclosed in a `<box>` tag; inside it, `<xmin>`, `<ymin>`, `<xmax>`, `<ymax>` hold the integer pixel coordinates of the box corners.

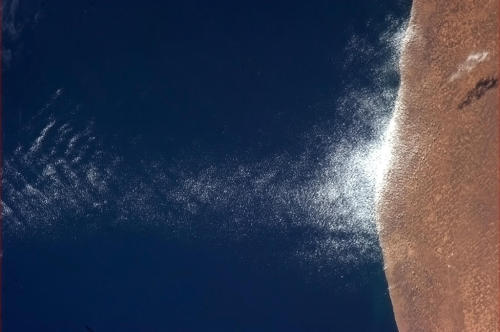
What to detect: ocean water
<box><xmin>2</xmin><ymin>1</ymin><xmax>411</xmax><ymax>330</ymax></box>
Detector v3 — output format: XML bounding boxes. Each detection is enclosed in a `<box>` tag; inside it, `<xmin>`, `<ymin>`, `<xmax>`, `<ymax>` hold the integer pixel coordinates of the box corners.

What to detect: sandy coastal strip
<box><xmin>377</xmin><ymin>1</ymin><xmax>499</xmax><ymax>331</ymax></box>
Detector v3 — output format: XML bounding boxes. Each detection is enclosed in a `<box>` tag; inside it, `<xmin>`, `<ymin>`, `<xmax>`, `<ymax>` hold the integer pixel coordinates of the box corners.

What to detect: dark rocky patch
<box><xmin>458</xmin><ymin>76</ymin><xmax>498</xmax><ymax>110</ymax></box>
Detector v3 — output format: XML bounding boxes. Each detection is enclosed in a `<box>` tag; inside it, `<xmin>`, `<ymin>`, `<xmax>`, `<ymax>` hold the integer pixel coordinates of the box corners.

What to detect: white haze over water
<box><xmin>2</xmin><ymin>17</ymin><xmax>408</xmax><ymax>272</ymax></box>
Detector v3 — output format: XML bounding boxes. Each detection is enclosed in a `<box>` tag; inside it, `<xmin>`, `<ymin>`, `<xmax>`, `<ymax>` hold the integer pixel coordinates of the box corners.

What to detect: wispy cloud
<box><xmin>449</xmin><ymin>51</ymin><xmax>490</xmax><ymax>82</ymax></box>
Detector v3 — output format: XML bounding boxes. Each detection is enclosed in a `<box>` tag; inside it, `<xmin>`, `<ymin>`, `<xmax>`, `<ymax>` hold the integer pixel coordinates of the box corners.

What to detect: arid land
<box><xmin>378</xmin><ymin>0</ymin><xmax>499</xmax><ymax>331</ymax></box>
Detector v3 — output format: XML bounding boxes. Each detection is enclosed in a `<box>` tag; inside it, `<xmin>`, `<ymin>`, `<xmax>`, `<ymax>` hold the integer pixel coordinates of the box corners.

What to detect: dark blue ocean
<box><xmin>3</xmin><ymin>1</ymin><xmax>411</xmax><ymax>330</ymax></box>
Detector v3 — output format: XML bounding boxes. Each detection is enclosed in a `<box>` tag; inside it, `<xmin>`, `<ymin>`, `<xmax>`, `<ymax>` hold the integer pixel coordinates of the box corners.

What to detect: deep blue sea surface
<box><xmin>3</xmin><ymin>1</ymin><xmax>411</xmax><ymax>330</ymax></box>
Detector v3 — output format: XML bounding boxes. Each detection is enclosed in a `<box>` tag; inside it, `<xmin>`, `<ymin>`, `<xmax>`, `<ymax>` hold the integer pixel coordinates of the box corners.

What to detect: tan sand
<box><xmin>377</xmin><ymin>1</ymin><xmax>499</xmax><ymax>331</ymax></box>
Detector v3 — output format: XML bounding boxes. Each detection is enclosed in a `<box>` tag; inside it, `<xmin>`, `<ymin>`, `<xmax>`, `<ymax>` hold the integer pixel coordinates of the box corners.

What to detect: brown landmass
<box><xmin>377</xmin><ymin>0</ymin><xmax>499</xmax><ymax>331</ymax></box>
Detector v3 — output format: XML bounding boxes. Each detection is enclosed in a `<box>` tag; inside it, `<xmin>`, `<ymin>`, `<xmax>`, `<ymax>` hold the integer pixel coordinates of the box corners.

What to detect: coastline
<box><xmin>377</xmin><ymin>0</ymin><xmax>499</xmax><ymax>331</ymax></box>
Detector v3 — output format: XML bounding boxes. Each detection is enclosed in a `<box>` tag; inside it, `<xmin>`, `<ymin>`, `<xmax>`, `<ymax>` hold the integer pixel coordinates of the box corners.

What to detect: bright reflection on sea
<box><xmin>2</xmin><ymin>17</ymin><xmax>409</xmax><ymax>276</ymax></box>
